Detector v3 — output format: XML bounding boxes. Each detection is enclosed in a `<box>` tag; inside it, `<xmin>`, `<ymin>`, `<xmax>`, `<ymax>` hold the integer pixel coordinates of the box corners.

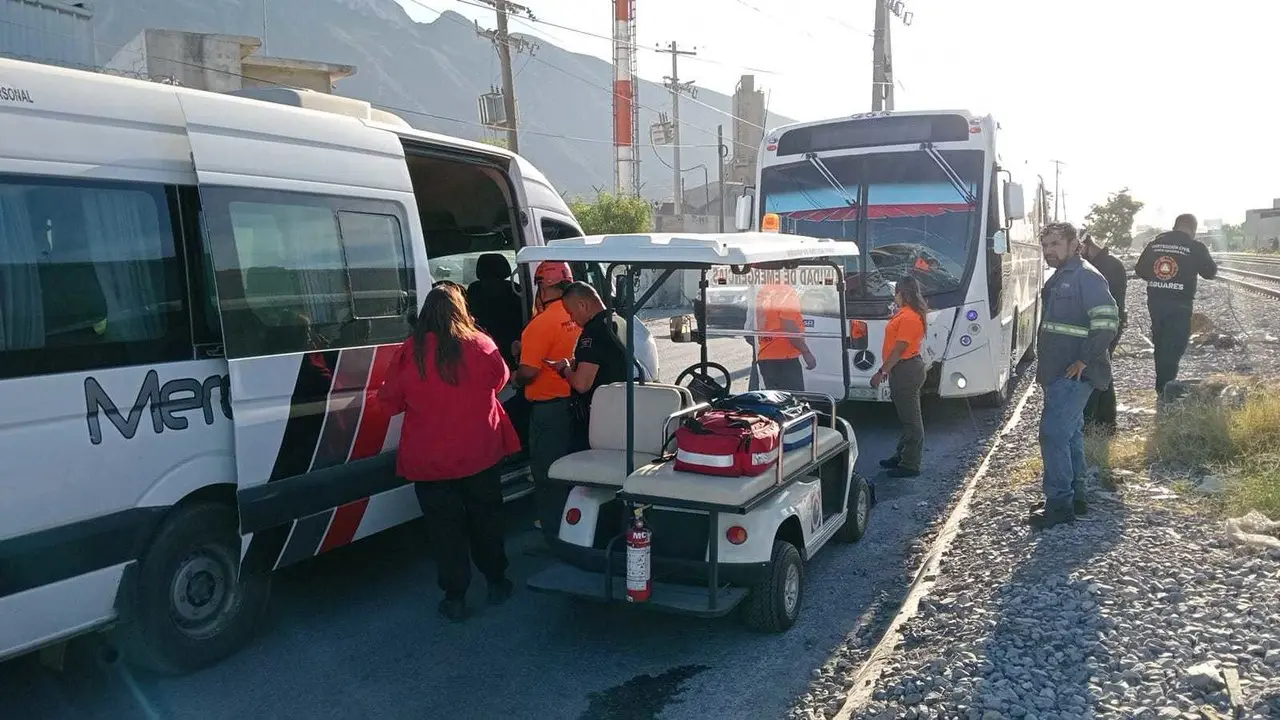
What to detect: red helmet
<box><xmin>534</xmin><ymin>261</ymin><xmax>573</xmax><ymax>287</ymax></box>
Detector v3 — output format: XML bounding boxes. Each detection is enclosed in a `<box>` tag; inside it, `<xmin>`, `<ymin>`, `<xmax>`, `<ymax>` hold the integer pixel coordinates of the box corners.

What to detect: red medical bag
<box><xmin>673</xmin><ymin>410</ymin><xmax>782</xmax><ymax>477</ymax></box>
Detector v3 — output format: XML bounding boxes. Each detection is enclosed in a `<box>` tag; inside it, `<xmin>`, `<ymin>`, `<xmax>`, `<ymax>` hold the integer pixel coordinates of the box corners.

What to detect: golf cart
<box><xmin>520</xmin><ymin>232</ymin><xmax>874</xmax><ymax>631</ymax></box>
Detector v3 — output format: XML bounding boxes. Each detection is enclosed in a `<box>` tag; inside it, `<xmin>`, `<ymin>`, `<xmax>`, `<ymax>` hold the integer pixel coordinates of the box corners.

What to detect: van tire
<box><xmin>834</xmin><ymin>473</ymin><xmax>871</xmax><ymax>544</ymax></box>
<box><xmin>741</xmin><ymin>541</ymin><xmax>804</xmax><ymax>633</ymax></box>
<box><xmin>117</xmin><ymin>502</ymin><xmax>270</xmax><ymax>675</ymax></box>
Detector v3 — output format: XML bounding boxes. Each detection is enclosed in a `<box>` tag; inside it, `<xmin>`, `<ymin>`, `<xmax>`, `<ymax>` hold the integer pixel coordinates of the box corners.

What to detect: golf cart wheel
<box><xmin>834</xmin><ymin>473</ymin><xmax>871</xmax><ymax>544</ymax></box>
<box><xmin>116</xmin><ymin>502</ymin><xmax>271</xmax><ymax>675</ymax></box>
<box><xmin>741</xmin><ymin>540</ymin><xmax>804</xmax><ymax>632</ymax></box>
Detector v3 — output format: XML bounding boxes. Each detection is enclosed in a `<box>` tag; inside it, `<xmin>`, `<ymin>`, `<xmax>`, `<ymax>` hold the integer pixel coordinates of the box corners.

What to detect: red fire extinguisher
<box><xmin>626</xmin><ymin>507</ymin><xmax>652</xmax><ymax>603</ymax></box>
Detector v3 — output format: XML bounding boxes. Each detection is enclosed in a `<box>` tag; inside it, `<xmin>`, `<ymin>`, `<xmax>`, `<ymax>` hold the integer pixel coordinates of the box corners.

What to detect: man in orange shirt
<box><xmin>514</xmin><ymin>262</ymin><xmax>582</xmax><ymax>541</ymax></box>
<box><xmin>755</xmin><ymin>270</ymin><xmax>817</xmax><ymax>392</ymax></box>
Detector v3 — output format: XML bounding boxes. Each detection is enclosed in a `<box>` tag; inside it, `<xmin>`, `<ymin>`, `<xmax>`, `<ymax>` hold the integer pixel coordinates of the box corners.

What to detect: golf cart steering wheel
<box><xmin>674</xmin><ymin>361</ymin><xmax>733</xmax><ymax>403</ymax></box>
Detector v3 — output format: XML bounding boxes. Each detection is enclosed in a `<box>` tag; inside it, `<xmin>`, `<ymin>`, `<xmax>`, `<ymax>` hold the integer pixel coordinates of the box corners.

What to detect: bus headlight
<box><xmin>951</xmin><ymin>372</ymin><xmax>968</xmax><ymax>390</ymax></box>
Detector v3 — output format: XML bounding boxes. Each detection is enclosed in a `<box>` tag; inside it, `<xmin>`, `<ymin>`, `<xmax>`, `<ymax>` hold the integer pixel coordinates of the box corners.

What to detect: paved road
<box><xmin>1</xmin><ymin>331</ymin><xmax>1013</xmax><ymax>720</ymax></box>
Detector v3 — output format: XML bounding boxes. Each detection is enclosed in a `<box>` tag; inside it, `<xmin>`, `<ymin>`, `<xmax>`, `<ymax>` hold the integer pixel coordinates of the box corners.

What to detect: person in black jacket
<box><xmin>1081</xmin><ymin>233</ymin><xmax>1128</xmax><ymax>432</ymax></box>
<box><xmin>1134</xmin><ymin>214</ymin><xmax>1218</xmax><ymax>395</ymax></box>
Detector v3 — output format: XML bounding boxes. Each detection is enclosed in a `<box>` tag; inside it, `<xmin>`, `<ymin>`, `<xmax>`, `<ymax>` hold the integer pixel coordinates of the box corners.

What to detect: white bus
<box><xmin>728</xmin><ymin>110</ymin><xmax>1047</xmax><ymax>404</ymax></box>
<box><xmin>0</xmin><ymin>58</ymin><xmax>619</xmax><ymax>674</ymax></box>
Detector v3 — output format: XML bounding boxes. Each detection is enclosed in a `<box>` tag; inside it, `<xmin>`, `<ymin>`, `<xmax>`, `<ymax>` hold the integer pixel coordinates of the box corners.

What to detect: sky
<box><xmin>397</xmin><ymin>0</ymin><xmax>1279</xmax><ymax>226</ymax></box>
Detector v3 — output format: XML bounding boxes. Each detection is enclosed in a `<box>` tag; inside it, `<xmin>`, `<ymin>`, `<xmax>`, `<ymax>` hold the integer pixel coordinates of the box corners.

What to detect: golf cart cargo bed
<box><xmin>623</xmin><ymin>423</ymin><xmax>847</xmax><ymax>513</ymax></box>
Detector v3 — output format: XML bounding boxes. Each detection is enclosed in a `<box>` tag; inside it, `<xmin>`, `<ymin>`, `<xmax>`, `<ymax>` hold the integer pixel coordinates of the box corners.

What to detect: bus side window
<box><xmin>198</xmin><ymin>187</ymin><xmax>412</xmax><ymax>359</ymax></box>
<box><xmin>0</xmin><ymin>176</ymin><xmax>191</xmax><ymax>380</ymax></box>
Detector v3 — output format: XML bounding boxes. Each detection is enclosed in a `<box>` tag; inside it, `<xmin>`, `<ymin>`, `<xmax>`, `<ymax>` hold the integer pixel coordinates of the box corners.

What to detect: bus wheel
<box><xmin>117</xmin><ymin>502</ymin><xmax>271</xmax><ymax>675</ymax></box>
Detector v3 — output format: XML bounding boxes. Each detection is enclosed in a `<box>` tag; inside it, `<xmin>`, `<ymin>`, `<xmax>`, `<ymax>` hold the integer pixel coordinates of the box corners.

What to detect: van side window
<box><xmin>0</xmin><ymin>176</ymin><xmax>189</xmax><ymax>380</ymax></box>
<box><xmin>199</xmin><ymin>188</ymin><xmax>412</xmax><ymax>359</ymax></box>
<box><xmin>540</xmin><ymin>218</ymin><xmax>582</xmax><ymax>241</ymax></box>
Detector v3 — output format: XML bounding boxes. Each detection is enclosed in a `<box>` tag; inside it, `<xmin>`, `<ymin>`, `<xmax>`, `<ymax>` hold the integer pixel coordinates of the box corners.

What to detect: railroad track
<box><xmin>1215</xmin><ymin>253</ymin><xmax>1280</xmax><ymax>299</ymax></box>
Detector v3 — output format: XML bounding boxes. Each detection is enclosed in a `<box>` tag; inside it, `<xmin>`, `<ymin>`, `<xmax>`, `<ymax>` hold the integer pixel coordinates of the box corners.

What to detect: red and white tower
<box><xmin>613</xmin><ymin>0</ymin><xmax>639</xmax><ymax>195</ymax></box>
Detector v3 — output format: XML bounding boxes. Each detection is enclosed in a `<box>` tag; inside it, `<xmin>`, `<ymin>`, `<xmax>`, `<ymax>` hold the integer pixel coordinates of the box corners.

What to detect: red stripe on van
<box><xmin>348</xmin><ymin>344</ymin><xmax>401</xmax><ymax>460</ymax></box>
<box><xmin>318</xmin><ymin>498</ymin><xmax>370</xmax><ymax>553</ymax></box>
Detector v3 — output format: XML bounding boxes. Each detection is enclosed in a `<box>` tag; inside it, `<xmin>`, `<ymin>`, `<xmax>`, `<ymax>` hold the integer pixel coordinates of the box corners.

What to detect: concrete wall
<box><xmin>1243</xmin><ymin>204</ymin><xmax>1280</xmax><ymax>252</ymax></box>
<box><xmin>241</xmin><ymin>63</ymin><xmax>335</xmax><ymax>93</ymax></box>
<box><xmin>121</xmin><ymin>30</ymin><xmax>248</xmax><ymax>91</ymax></box>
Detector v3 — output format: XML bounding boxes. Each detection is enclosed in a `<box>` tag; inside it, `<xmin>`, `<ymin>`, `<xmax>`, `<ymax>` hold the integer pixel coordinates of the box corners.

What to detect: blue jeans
<box><xmin>1039</xmin><ymin>377</ymin><xmax>1095</xmax><ymax>513</ymax></box>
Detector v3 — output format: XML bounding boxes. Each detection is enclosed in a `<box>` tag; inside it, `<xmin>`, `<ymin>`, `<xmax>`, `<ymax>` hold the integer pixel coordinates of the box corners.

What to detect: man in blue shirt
<box><xmin>1032</xmin><ymin>223</ymin><xmax>1119</xmax><ymax>530</ymax></box>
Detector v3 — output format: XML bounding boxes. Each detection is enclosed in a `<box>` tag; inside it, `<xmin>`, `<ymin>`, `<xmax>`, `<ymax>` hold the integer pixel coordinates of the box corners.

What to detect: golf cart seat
<box><xmin>622</xmin><ymin>424</ymin><xmax>846</xmax><ymax>509</ymax></box>
<box><xmin>547</xmin><ymin>382</ymin><xmax>692</xmax><ymax>489</ymax></box>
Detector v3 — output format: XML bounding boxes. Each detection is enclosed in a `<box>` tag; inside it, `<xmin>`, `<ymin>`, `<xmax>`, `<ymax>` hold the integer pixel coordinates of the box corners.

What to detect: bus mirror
<box><xmin>734</xmin><ymin>195</ymin><xmax>753</xmax><ymax>231</ymax></box>
<box><xmin>992</xmin><ymin>229</ymin><xmax>1009</xmax><ymax>255</ymax></box>
<box><xmin>1005</xmin><ymin>182</ymin><xmax>1027</xmax><ymax>222</ymax></box>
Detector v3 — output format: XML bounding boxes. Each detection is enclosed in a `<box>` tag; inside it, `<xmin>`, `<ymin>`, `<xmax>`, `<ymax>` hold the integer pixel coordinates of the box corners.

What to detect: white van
<box><xmin>0</xmin><ymin>58</ymin><xmax>622</xmax><ymax>674</ymax></box>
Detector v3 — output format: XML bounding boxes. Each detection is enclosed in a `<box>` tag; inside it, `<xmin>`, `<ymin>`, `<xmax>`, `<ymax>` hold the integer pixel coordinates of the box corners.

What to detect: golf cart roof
<box><xmin>515</xmin><ymin>232</ymin><xmax>859</xmax><ymax>268</ymax></box>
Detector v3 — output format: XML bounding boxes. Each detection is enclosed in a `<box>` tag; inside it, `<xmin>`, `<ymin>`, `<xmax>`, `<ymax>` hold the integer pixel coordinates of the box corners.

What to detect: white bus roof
<box><xmin>516</xmin><ymin>232</ymin><xmax>859</xmax><ymax>267</ymax></box>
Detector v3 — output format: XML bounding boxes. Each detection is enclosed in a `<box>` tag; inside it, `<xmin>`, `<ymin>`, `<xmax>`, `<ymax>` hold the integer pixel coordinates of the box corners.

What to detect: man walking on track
<box><xmin>1032</xmin><ymin>223</ymin><xmax>1119</xmax><ymax>530</ymax></box>
<box><xmin>1081</xmin><ymin>232</ymin><xmax>1128</xmax><ymax>434</ymax></box>
<box><xmin>1134</xmin><ymin>214</ymin><xmax>1217</xmax><ymax>396</ymax></box>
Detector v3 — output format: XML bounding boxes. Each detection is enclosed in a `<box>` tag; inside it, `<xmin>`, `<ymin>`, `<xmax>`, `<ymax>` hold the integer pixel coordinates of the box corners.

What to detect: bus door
<box><xmin>177</xmin><ymin>93</ymin><xmax>419</xmax><ymax>570</ymax></box>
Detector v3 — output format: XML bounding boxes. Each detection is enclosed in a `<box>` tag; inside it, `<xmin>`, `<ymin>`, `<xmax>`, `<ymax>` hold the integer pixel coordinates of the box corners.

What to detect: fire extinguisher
<box><xmin>625</xmin><ymin>507</ymin><xmax>652</xmax><ymax>603</ymax></box>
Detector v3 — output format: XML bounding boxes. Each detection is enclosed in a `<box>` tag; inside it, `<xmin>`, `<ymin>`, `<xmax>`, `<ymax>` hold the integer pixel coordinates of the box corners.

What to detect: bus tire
<box><xmin>741</xmin><ymin>540</ymin><xmax>804</xmax><ymax>632</ymax></box>
<box><xmin>834</xmin><ymin>473</ymin><xmax>871</xmax><ymax>544</ymax></box>
<box><xmin>117</xmin><ymin>502</ymin><xmax>270</xmax><ymax>675</ymax></box>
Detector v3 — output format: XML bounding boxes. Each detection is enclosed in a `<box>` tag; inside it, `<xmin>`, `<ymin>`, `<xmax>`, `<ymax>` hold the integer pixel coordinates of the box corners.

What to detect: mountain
<box><xmin>89</xmin><ymin>0</ymin><xmax>793</xmax><ymax>200</ymax></box>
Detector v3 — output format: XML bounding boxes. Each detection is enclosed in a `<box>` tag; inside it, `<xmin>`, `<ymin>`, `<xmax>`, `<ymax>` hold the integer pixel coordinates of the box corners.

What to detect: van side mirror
<box><xmin>992</xmin><ymin>229</ymin><xmax>1009</xmax><ymax>255</ymax></box>
<box><xmin>1004</xmin><ymin>182</ymin><xmax>1026</xmax><ymax>222</ymax></box>
<box><xmin>734</xmin><ymin>195</ymin><xmax>753</xmax><ymax>232</ymax></box>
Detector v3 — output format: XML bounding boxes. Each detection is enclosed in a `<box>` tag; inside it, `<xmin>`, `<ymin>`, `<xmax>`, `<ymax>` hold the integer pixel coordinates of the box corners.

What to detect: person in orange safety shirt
<box><xmin>512</xmin><ymin>261</ymin><xmax>582</xmax><ymax>541</ymax></box>
<box><xmin>755</xmin><ymin>270</ymin><xmax>817</xmax><ymax>391</ymax></box>
<box><xmin>870</xmin><ymin>275</ymin><xmax>928</xmax><ymax>478</ymax></box>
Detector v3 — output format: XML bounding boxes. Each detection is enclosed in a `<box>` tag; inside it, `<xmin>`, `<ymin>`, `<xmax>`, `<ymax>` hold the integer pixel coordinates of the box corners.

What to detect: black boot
<box><xmin>1030</xmin><ymin>498</ymin><xmax>1088</xmax><ymax>515</ymax></box>
<box><xmin>1027</xmin><ymin>507</ymin><xmax>1075</xmax><ymax>530</ymax></box>
<box><xmin>438</xmin><ymin>597</ymin><xmax>467</xmax><ymax>622</ymax></box>
<box><xmin>487</xmin><ymin>577</ymin><xmax>514</xmax><ymax>605</ymax></box>
<box><xmin>880</xmin><ymin>456</ymin><xmax>902</xmax><ymax>469</ymax></box>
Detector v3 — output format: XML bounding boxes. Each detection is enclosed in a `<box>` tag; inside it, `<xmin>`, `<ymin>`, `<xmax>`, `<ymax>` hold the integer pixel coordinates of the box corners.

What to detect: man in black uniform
<box><xmin>1134</xmin><ymin>214</ymin><xmax>1218</xmax><ymax>395</ymax></box>
<box><xmin>547</xmin><ymin>282</ymin><xmax>628</xmax><ymax>447</ymax></box>
<box><xmin>1081</xmin><ymin>232</ymin><xmax>1128</xmax><ymax>432</ymax></box>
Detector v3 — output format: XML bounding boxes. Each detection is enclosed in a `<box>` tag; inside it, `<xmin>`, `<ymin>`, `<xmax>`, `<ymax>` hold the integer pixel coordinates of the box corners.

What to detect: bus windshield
<box><xmin>760</xmin><ymin>149</ymin><xmax>983</xmax><ymax>299</ymax></box>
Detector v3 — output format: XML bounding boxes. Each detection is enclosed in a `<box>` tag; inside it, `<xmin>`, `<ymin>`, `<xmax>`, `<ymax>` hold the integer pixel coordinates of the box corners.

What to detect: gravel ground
<box><xmin>790</xmin><ymin>272</ymin><xmax>1280</xmax><ymax>720</ymax></box>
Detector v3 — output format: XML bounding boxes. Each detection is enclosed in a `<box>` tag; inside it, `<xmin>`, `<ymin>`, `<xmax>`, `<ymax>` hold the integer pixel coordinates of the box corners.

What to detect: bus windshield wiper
<box><xmin>919</xmin><ymin>142</ymin><xmax>977</xmax><ymax>207</ymax></box>
<box><xmin>804</xmin><ymin>152</ymin><xmax>857</xmax><ymax>207</ymax></box>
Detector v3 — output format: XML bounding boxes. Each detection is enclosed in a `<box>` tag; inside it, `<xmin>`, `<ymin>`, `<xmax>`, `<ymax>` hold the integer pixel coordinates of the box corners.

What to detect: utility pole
<box><xmin>870</xmin><ymin>0</ymin><xmax>912</xmax><ymax>111</ymax></box>
<box><xmin>475</xmin><ymin>1</ymin><xmax>537</xmax><ymax>153</ymax></box>
<box><xmin>657</xmin><ymin>41</ymin><xmax>697</xmax><ymax>211</ymax></box>
<box><xmin>1051</xmin><ymin>159</ymin><xmax>1065</xmax><ymax>222</ymax></box>
<box><xmin>717</xmin><ymin>124</ymin><xmax>727</xmax><ymax>233</ymax></box>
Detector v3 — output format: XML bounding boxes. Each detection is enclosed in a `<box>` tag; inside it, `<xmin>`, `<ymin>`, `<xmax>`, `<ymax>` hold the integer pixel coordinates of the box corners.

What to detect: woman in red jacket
<box><xmin>378</xmin><ymin>284</ymin><xmax>521</xmax><ymax>622</ymax></box>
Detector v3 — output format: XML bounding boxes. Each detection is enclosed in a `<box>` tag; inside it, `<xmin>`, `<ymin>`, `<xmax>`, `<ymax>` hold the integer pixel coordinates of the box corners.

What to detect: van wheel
<box><xmin>117</xmin><ymin>503</ymin><xmax>270</xmax><ymax>675</ymax></box>
<box><xmin>741</xmin><ymin>541</ymin><xmax>804</xmax><ymax>632</ymax></box>
<box><xmin>834</xmin><ymin>473</ymin><xmax>871</xmax><ymax>544</ymax></box>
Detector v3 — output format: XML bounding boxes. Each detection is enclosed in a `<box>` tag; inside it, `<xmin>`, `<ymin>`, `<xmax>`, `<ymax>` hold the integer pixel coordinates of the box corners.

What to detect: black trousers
<box><xmin>413</xmin><ymin>464</ymin><xmax>509</xmax><ymax>601</ymax></box>
<box><xmin>1084</xmin><ymin>330</ymin><xmax>1122</xmax><ymax>429</ymax></box>
<box><xmin>528</xmin><ymin>398</ymin><xmax>575</xmax><ymax>541</ymax></box>
<box><xmin>758</xmin><ymin>357</ymin><xmax>805</xmax><ymax>392</ymax></box>
<box><xmin>1150</xmin><ymin>305</ymin><xmax>1192</xmax><ymax>394</ymax></box>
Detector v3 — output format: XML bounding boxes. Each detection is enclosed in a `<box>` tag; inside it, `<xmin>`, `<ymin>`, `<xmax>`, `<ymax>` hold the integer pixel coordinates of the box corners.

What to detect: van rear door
<box><xmin>176</xmin><ymin>93</ymin><xmax>420</xmax><ymax>570</ymax></box>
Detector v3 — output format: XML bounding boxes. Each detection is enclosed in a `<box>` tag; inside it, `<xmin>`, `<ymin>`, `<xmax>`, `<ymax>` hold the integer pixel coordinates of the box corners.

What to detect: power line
<box><xmin>449</xmin><ymin>0</ymin><xmax>786</xmax><ymax>76</ymax></box>
<box><xmin>407</xmin><ymin>0</ymin><xmax>766</xmax><ymax>133</ymax></box>
<box><xmin>0</xmin><ymin>18</ymin><xmax>725</xmax><ymax>149</ymax></box>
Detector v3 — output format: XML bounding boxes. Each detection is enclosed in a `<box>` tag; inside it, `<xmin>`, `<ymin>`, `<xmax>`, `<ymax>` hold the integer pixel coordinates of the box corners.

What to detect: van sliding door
<box><xmin>177</xmin><ymin>94</ymin><xmax>420</xmax><ymax>571</ymax></box>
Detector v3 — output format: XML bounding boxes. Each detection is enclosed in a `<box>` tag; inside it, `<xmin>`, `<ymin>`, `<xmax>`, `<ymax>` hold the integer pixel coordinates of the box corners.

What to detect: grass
<box><xmin>1086</xmin><ymin>382</ymin><xmax>1280</xmax><ymax>519</ymax></box>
